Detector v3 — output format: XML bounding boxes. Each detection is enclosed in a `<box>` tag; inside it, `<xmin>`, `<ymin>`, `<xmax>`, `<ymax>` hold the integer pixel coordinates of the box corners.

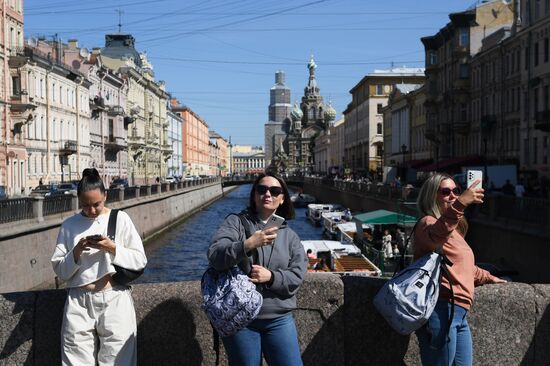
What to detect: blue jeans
<box><xmin>416</xmin><ymin>301</ymin><xmax>472</xmax><ymax>366</ymax></box>
<box><xmin>222</xmin><ymin>312</ymin><xmax>303</xmax><ymax>366</ymax></box>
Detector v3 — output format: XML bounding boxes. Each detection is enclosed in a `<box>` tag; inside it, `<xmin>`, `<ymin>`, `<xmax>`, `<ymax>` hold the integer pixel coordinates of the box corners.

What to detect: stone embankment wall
<box><xmin>0</xmin><ymin>183</ymin><xmax>225</xmax><ymax>293</ymax></box>
<box><xmin>304</xmin><ymin>182</ymin><xmax>550</xmax><ymax>284</ymax></box>
<box><xmin>0</xmin><ymin>275</ymin><xmax>548</xmax><ymax>365</ymax></box>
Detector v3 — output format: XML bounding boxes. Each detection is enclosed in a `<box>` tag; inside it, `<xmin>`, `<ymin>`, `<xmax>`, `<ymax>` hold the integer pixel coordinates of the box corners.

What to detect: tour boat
<box><xmin>302</xmin><ymin>239</ymin><xmax>382</xmax><ymax>276</ymax></box>
<box><xmin>306</xmin><ymin>204</ymin><xmax>344</xmax><ymax>226</ymax></box>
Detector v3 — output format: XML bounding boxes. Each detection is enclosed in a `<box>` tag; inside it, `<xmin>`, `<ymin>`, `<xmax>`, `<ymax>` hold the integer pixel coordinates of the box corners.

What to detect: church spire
<box><xmin>305</xmin><ymin>55</ymin><xmax>319</xmax><ymax>97</ymax></box>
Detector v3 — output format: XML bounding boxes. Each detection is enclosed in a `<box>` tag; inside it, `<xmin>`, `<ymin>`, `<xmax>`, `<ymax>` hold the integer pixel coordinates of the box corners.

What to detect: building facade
<box><xmin>0</xmin><ymin>0</ymin><xmax>25</xmax><ymax>195</ymax></box>
<box><xmin>20</xmin><ymin>39</ymin><xmax>93</xmax><ymax>191</ymax></box>
<box><xmin>174</xmin><ymin>104</ymin><xmax>209</xmax><ymax>178</ymax></box>
<box><xmin>233</xmin><ymin>147</ymin><xmax>265</xmax><ymax>175</ymax></box>
<box><xmin>421</xmin><ymin>0</ymin><xmax>514</xmax><ymax>171</ymax></box>
<box><xmin>167</xmin><ymin>100</ymin><xmax>183</xmax><ymax>178</ymax></box>
<box><xmin>344</xmin><ymin>67</ymin><xmax>425</xmax><ymax>177</ymax></box>
<box><xmin>209</xmin><ymin>131</ymin><xmax>228</xmax><ymax>177</ymax></box>
<box><xmin>100</xmin><ymin>33</ymin><xmax>170</xmax><ymax>186</ymax></box>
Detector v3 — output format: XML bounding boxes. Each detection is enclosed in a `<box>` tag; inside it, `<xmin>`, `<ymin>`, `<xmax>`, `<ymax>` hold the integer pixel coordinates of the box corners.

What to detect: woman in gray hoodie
<box><xmin>208</xmin><ymin>173</ymin><xmax>307</xmax><ymax>366</ymax></box>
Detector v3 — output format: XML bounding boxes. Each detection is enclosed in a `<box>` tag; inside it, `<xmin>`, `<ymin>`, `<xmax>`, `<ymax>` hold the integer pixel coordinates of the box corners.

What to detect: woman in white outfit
<box><xmin>51</xmin><ymin>168</ymin><xmax>147</xmax><ymax>366</ymax></box>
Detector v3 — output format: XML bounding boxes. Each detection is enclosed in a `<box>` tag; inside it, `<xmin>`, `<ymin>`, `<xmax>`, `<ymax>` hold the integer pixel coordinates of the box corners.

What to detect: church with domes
<box><xmin>264</xmin><ymin>57</ymin><xmax>336</xmax><ymax>174</ymax></box>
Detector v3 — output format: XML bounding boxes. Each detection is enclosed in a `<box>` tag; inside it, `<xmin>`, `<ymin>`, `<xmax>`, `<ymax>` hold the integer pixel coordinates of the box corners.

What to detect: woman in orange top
<box><xmin>413</xmin><ymin>173</ymin><xmax>506</xmax><ymax>366</ymax></box>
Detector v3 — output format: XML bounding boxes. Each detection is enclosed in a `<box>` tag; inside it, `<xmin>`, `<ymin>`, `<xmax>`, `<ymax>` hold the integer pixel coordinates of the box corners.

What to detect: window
<box><xmin>377</xmin><ymin>103</ymin><xmax>383</xmax><ymax>114</ymax></box>
<box><xmin>534</xmin><ymin>137</ymin><xmax>538</xmax><ymax>164</ymax></box>
<box><xmin>377</xmin><ymin>123</ymin><xmax>382</xmax><ymax>134</ymax></box>
<box><xmin>376</xmin><ymin>84</ymin><xmax>383</xmax><ymax>95</ymax></box>
<box><xmin>11</xmin><ymin>76</ymin><xmax>20</xmax><ymax>96</ymax></box>
<box><xmin>428</xmin><ymin>50</ymin><xmax>437</xmax><ymax>65</ymax></box>
<box><xmin>459</xmin><ymin>28</ymin><xmax>469</xmax><ymax>47</ymax></box>
<box><xmin>459</xmin><ymin>63</ymin><xmax>469</xmax><ymax>79</ymax></box>
<box><xmin>52</xmin><ymin>82</ymin><xmax>56</xmax><ymax>102</ymax></box>
<box><xmin>545</xmin><ymin>38</ymin><xmax>549</xmax><ymax>63</ymax></box>
<box><xmin>534</xmin><ymin>42</ymin><xmax>539</xmax><ymax>67</ymax></box>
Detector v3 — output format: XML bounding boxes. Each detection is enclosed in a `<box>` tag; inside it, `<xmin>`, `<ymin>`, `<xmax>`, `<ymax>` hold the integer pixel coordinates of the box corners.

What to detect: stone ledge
<box><xmin>0</xmin><ymin>277</ymin><xmax>548</xmax><ymax>365</ymax></box>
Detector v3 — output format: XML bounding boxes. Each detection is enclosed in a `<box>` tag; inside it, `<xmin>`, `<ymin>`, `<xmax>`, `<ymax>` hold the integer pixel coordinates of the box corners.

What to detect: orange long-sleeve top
<box><xmin>413</xmin><ymin>199</ymin><xmax>496</xmax><ymax>310</ymax></box>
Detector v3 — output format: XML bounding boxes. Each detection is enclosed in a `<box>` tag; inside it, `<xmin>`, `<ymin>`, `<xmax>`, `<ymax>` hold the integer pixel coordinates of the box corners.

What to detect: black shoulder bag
<box><xmin>108</xmin><ymin>209</ymin><xmax>145</xmax><ymax>285</ymax></box>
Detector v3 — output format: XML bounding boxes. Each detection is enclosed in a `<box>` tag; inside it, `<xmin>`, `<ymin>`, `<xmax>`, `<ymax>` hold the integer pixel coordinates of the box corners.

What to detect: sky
<box><xmin>24</xmin><ymin>0</ymin><xmax>479</xmax><ymax>146</ymax></box>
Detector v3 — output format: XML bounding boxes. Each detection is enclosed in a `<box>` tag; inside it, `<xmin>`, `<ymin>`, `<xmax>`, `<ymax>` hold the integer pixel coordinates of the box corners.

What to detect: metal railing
<box><xmin>43</xmin><ymin>195</ymin><xmax>72</xmax><ymax>216</ymax></box>
<box><xmin>0</xmin><ymin>197</ymin><xmax>33</xmax><ymax>223</ymax></box>
<box><xmin>0</xmin><ymin>177</ymin><xmax>220</xmax><ymax>225</ymax></box>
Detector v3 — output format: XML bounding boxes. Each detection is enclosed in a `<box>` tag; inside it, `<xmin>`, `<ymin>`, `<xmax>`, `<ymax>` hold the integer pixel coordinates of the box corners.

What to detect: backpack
<box><xmin>373</xmin><ymin>221</ymin><xmax>454</xmax><ymax>335</ymax></box>
<box><xmin>201</xmin><ymin>213</ymin><xmax>263</xmax><ymax>338</ymax></box>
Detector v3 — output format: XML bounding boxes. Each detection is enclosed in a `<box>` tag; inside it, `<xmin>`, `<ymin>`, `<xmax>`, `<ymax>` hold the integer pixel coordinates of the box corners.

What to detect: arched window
<box><xmin>377</xmin><ymin>123</ymin><xmax>382</xmax><ymax>135</ymax></box>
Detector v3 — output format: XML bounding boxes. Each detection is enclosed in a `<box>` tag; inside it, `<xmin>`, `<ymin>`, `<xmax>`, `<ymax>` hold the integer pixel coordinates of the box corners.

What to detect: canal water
<box><xmin>134</xmin><ymin>185</ymin><xmax>323</xmax><ymax>284</ymax></box>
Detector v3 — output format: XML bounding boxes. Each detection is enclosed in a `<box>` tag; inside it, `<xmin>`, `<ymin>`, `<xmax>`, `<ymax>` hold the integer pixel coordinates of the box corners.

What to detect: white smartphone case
<box><xmin>467</xmin><ymin>170</ymin><xmax>483</xmax><ymax>189</ymax></box>
<box><xmin>264</xmin><ymin>214</ymin><xmax>285</xmax><ymax>229</ymax></box>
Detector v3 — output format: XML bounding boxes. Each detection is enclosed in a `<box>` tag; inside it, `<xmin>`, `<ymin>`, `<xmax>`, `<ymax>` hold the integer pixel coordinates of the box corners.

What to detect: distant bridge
<box><xmin>221</xmin><ymin>176</ymin><xmax>304</xmax><ymax>188</ymax></box>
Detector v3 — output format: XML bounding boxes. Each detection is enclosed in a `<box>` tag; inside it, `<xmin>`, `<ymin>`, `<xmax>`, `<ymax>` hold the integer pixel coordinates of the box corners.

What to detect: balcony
<box><xmin>107</xmin><ymin>105</ymin><xmax>125</xmax><ymax>116</ymax></box>
<box><xmin>10</xmin><ymin>92</ymin><xmax>37</xmax><ymax>131</ymax></box>
<box><xmin>127</xmin><ymin>133</ymin><xmax>145</xmax><ymax>149</ymax></box>
<box><xmin>59</xmin><ymin>140</ymin><xmax>77</xmax><ymax>155</ymax></box>
<box><xmin>89</xmin><ymin>96</ymin><xmax>106</xmax><ymax>111</ymax></box>
<box><xmin>535</xmin><ymin>110</ymin><xmax>550</xmax><ymax>132</ymax></box>
<box><xmin>104</xmin><ymin>135</ymin><xmax>127</xmax><ymax>152</ymax></box>
<box><xmin>452</xmin><ymin>45</ymin><xmax>469</xmax><ymax>57</ymax></box>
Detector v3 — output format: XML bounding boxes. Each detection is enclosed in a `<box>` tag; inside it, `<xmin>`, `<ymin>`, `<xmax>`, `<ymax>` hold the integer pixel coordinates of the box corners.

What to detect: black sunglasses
<box><xmin>256</xmin><ymin>185</ymin><xmax>283</xmax><ymax>197</ymax></box>
<box><xmin>439</xmin><ymin>187</ymin><xmax>461</xmax><ymax>196</ymax></box>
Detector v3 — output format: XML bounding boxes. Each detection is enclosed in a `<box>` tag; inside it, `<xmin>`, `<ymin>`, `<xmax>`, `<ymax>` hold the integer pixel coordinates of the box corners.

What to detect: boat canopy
<box><xmin>353</xmin><ymin>209</ymin><xmax>417</xmax><ymax>226</ymax></box>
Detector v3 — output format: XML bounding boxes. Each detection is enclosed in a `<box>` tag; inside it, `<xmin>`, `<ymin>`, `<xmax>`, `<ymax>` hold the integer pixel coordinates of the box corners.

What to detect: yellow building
<box><xmin>100</xmin><ymin>33</ymin><xmax>169</xmax><ymax>185</ymax></box>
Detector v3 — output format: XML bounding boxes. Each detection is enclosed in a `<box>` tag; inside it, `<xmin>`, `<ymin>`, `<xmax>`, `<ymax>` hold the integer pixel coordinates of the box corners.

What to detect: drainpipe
<box><xmin>74</xmin><ymin>75</ymin><xmax>84</xmax><ymax>178</ymax></box>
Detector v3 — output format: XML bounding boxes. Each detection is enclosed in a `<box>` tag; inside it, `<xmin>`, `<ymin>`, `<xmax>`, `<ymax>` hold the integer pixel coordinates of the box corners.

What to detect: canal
<box><xmin>135</xmin><ymin>184</ymin><xmax>323</xmax><ymax>284</ymax></box>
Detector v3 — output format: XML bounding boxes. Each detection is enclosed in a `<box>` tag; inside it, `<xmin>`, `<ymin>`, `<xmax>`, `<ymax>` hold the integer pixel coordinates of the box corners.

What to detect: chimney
<box><xmin>68</xmin><ymin>39</ymin><xmax>78</xmax><ymax>49</ymax></box>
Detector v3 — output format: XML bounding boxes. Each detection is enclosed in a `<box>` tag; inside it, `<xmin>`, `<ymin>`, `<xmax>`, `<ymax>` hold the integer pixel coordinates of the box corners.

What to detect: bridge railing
<box><xmin>0</xmin><ymin>178</ymin><xmax>221</xmax><ymax>225</ymax></box>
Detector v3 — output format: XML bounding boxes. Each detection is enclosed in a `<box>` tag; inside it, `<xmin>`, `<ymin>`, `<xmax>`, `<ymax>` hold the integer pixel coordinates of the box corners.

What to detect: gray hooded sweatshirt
<box><xmin>207</xmin><ymin>210</ymin><xmax>307</xmax><ymax>319</ymax></box>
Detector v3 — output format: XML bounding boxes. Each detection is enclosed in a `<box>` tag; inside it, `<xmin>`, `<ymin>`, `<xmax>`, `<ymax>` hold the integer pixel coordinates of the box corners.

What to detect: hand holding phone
<box><xmin>86</xmin><ymin>234</ymin><xmax>103</xmax><ymax>242</ymax></box>
<box><xmin>467</xmin><ymin>170</ymin><xmax>483</xmax><ymax>189</ymax></box>
<box><xmin>263</xmin><ymin>213</ymin><xmax>285</xmax><ymax>230</ymax></box>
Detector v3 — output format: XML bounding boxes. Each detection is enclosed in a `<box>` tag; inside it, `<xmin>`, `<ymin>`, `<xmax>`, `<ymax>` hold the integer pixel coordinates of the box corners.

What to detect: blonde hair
<box><xmin>416</xmin><ymin>173</ymin><xmax>468</xmax><ymax>237</ymax></box>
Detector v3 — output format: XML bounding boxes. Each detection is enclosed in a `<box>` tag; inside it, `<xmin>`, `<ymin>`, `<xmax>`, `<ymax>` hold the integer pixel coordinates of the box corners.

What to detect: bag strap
<box><xmin>107</xmin><ymin>209</ymin><xmax>119</xmax><ymax>241</ymax></box>
<box><xmin>394</xmin><ymin>220</ymin><xmax>420</xmax><ymax>277</ymax></box>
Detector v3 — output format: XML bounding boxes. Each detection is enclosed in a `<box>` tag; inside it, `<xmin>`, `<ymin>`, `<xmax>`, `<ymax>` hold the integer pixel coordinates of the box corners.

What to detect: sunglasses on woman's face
<box><xmin>439</xmin><ymin>187</ymin><xmax>461</xmax><ymax>196</ymax></box>
<box><xmin>256</xmin><ymin>185</ymin><xmax>283</xmax><ymax>197</ymax></box>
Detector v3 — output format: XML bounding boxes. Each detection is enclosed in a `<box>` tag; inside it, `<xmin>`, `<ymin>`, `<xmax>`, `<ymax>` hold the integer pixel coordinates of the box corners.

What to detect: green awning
<box><xmin>353</xmin><ymin>209</ymin><xmax>417</xmax><ymax>226</ymax></box>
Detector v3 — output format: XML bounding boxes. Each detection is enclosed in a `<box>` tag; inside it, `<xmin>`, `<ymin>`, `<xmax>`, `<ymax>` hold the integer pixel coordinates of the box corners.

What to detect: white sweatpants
<box><xmin>61</xmin><ymin>285</ymin><xmax>137</xmax><ymax>366</ymax></box>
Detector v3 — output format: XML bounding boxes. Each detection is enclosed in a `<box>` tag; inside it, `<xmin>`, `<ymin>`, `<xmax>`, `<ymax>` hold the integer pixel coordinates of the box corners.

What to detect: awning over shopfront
<box><xmin>353</xmin><ymin>209</ymin><xmax>417</xmax><ymax>226</ymax></box>
<box><xmin>416</xmin><ymin>155</ymin><xmax>483</xmax><ymax>173</ymax></box>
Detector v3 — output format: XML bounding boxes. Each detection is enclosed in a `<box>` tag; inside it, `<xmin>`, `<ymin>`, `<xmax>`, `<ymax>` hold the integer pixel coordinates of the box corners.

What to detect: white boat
<box><xmin>322</xmin><ymin>211</ymin><xmax>346</xmax><ymax>239</ymax></box>
<box><xmin>337</xmin><ymin>221</ymin><xmax>374</xmax><ymax>243</ymax></box>
<box><xmin>307</xmin><ymin>204</ymin><xmax>344</xmax><ymax>226</ymax></box>
<box><xmin>290</xmin><ymin>192</ymin><xmax>316</xmax><ymax>207</ymax></box>
<box><xmin>322</xmin><ymin>209</ymin><xmax>355</xmax><ymax>239</ymax></box>
<box><xmin>302</xmin><ymin>240</ymin><xmax>382</xmax><ymax>276</ymax></box>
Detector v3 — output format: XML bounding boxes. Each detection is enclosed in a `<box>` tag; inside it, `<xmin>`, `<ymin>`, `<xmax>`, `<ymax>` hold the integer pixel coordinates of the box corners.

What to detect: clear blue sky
<box><xmin>24</xmin><ymin>0</ymin><xmax>477</xmax><ymax>145</ymax></box>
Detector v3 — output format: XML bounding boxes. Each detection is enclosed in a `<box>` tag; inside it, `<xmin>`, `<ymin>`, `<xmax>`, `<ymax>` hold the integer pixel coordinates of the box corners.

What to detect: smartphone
<box><xmin>86</xmin><ymin>234</ymin><xmax>103</xmax><ymax>241</ymax></box>
<box><xmin>264</xmin><ymin>213</ymin><xmax>285</xmax><ymax>230</ymax></box>
<box><xmin>466</xmin><ymin>170</ymin><xmax>483</xmax><ymax>189</ymax></box>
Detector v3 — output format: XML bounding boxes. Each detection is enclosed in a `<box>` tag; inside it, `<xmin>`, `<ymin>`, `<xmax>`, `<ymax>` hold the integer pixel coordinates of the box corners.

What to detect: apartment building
<box><xmin>167</xmin><ymin>100</ymin><xmax>183</xmax><ymax>178</ymax></box>
<box><xmin>421</xmin><ymin>0</ymin><xmax>514</xmax><ymax>172</ymax></box>
<box><xmin>343</xmin><ymin>67</ymin><xmax>424</xmax><ymax>177</ymax></box>
<box><xmin>0</xmin><ymin>0</ymin><xmax>25</xmax><ymax>195</ymax></box>
<box><xmin>100</xmin><ymin>33</ymin><xmax>170</xmax><ymax>185</ymax></box>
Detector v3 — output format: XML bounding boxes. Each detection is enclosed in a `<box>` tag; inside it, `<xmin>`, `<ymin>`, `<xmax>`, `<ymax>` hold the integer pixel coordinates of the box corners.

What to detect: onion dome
<box><xmin>324</xmin><ymin>101</ymin><xmax>336</xmax><ymax>122</ymax></box>
<box><xmin>291</xmin><ymin>101</ymin><xmax>303</xmax><ymax>122</ymax></box>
